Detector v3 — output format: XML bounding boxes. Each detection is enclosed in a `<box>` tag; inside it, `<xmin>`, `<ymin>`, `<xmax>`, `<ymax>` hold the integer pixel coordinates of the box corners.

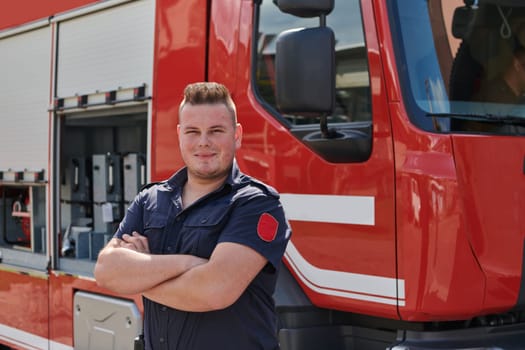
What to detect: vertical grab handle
<box><xmin>139</xmin><ymin>154</ymin><xmax>146</xmax><ymax>187</ymax></box>
<box><xmin>72</xmin><ymin>158</ymin><xmax>80</xmax><ymax>192</ymax></box>
<box><xmin>107</xmin><ymin>155</ymin><xmax>115</xmax><ymax>194</ymax></box>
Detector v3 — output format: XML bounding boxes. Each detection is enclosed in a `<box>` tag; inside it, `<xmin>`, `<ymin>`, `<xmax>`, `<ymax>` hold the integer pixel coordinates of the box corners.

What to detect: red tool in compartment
<box><xmin>11</xmin><ymin>191</ymin><xmax>31</xmax><ymax>244</ymax></box>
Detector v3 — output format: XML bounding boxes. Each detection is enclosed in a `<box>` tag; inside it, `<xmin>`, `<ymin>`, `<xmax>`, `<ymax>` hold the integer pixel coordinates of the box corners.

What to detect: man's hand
<box><xmin>119</xmin><ymin>231</ymin><xmax>150</xmax><ymax>253</ymax></box>
<box><xmin>95</xmin><ymin>234</ymin><xmax>208</xmax><ymax>295</ymax></box>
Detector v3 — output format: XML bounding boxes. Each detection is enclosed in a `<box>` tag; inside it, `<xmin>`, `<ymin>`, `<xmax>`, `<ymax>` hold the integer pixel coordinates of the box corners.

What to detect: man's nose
<box><xmin>197</xmin><ymin>133</ymin><xmax>210</xmax><ymax>146</ymax></box>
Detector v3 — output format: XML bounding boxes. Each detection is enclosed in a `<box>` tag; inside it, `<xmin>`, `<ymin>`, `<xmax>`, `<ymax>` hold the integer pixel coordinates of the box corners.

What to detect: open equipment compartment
<box><xmin>58</xmin><ymin>107</ymin><xmax>147</xmax><ymax>273</ymax></box>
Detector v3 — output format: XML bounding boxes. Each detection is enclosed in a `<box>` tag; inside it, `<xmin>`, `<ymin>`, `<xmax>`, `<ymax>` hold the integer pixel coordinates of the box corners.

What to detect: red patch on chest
<box><xmin>257</xmin><ymin>213</ymin><xmax>278</xmax><ymax>242</ymax></box>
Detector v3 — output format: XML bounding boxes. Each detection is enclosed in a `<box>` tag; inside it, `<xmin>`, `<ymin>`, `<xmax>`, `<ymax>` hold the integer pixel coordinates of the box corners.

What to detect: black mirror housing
<box><xmin>273</xmin><ymin>0</ymin><xmax>334</xmax><ymax>18</ymax></box>
<box><xmin>275</xmin><ymin>26</ymin><xmax>335</xmax><ymax>114</ymax></box>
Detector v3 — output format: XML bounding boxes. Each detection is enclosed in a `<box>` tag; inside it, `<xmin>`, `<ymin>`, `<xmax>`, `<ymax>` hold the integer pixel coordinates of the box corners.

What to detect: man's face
<box><xmin>177</xmin><ymin>103</ymin><xmax>242</xmax><ymax>183</ymax></box>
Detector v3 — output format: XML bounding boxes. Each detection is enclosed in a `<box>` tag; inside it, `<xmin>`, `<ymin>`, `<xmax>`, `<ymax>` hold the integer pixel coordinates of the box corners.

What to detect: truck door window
<box><xmin>254</xmin><ymin>0</ymin><xmax>372</xmax><ymax>162</ymax></box>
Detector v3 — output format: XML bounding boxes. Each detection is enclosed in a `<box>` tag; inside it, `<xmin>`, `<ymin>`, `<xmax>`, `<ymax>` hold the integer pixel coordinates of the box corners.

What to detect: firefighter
<box><xmin>94</xmin><ymin>82</ymin><xmax>291</xmax><ymax>350</ymax></box>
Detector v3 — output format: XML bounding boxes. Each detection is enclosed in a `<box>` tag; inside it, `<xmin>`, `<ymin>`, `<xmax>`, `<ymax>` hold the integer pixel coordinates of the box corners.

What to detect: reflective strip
<box><xmin>50</xmin><ymin>340</ymin><xmax>73</xmax><ymax>350</ymax></box>
<box><xmin>280</xmin><ymin>194</ymin><xmax>375</xmax><ymax>225</ymax></box>
<box><xmin>280</xmin><ymin>194</ymin><xmax>403</xmax><ymax>305</ymax></box>
<box><xmin>285</xmin><ymin>242</ymin><xmax>405</xmax><ymax>306</ymax></box>
<box><xmin>0</xmin><ymin>323</ymin><xmax>72</xmax><ymax>350</ymax></box>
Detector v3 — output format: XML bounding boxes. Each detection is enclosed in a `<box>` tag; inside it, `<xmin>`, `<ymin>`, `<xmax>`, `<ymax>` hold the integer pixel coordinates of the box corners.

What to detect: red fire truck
<box><xmin>1</xmin><ymin>0</ymin><xmax>525</xmax><ymax>349</ymax></box>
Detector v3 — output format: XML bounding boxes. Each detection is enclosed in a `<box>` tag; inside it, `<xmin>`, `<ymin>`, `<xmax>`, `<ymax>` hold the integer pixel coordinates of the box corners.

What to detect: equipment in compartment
<box><xmin>123</xmin><ymin>153</ymin><xmax>146</xmax><ymax>212</ymax></box>
<box><xmin>71</xmin><ymin>228</ymin><xmax>110</xmax><ymax>260</ymax></box>
<box><xmin>61</xmin><ymin>152</ymin><xmax>146</xmax><ymax>260</ymax></box>
<box><xmin>61</xmin><ymin>157</ymin><xmax>92</xmax><ymax>227</ymax></box>
<box><xmin>69</xmin><ymin>157</ymin><xmax>91</xmax><ymax>203</ymax></box>
<box><xmin>0</xmin><ymin>185</ymin><xmax>46</xmax><ymax>253</ymax></box>
<box><xmin>10</xmin><ymin>190</ymin><xmax>31</xmax><ymax>244</ymax></box>
<box><xmin>1</xmin><ymin>187</ymin><xmax>31</xmax><ymax>247</ymax></box>
<box><xmin>92</xmin><ymin>153</ymin><xmax>123</xmax><ymax>235</ymax></box>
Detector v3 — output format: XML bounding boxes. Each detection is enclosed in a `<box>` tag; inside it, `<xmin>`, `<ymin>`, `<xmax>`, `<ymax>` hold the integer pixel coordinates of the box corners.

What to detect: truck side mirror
<box><xmin>275</xmin><ymin>26</ymin><xmax>335</xmax><ymax>114</ymax></box>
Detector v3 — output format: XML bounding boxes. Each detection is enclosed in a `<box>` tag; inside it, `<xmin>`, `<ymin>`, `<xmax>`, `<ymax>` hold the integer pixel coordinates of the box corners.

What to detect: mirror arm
<box><xmin>320</xmin><ymin>14</ymin><xmax>326</xmax><ymax>27</ymax></box>
<box><xmin>318</xmin><ymin>13</ymin><xmax>328</xmax><ymax>138</ymax></box>
<box><xmin>320</xmin><ymin>114</ymin><xmax>339</xmax><ymax>138</ymax></box>
<box><xmin>320</xmin><ymin>114</ymin><xmax>329</xmax><ymax>138</ymax></box>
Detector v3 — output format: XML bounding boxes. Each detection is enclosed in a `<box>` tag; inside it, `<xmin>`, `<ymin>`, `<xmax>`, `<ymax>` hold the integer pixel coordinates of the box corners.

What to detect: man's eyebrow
<box><xmin>181</xmin><ymin>124</ymin><xmax>227</xmax><ymax>130</ymax></box>
<box><xmin>181</xmin><ymin>125</ymin><xmax>199</xmax><ymax>130</ymax></box>
<box><xmin>209</xmin><ymin>124</ymin><xmax>227</xmax><ymax>129</ymax></box>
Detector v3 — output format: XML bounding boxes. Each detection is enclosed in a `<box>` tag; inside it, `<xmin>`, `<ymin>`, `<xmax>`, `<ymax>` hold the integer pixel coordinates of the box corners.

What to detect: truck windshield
<box><xmin>388</xmin><ymin>0</ymin><xmax>525</xmax><ymax>135</ymax></box>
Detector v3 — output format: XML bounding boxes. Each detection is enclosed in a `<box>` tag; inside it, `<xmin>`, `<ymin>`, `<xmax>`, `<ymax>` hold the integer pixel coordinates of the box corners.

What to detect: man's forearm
<box><xmin>142</xmin><ymin>242</ymin><xmax>268</xmax><ymax>312</ymax></box>
<box><xmin>94</xmin><ymin>243</ymin><xmax>206</xmax><ymax>294</ymax></box>
<box><xmin>142</xmin><ymin>263</ymin><xmax>224</xmax><ymax>312</ymax></box>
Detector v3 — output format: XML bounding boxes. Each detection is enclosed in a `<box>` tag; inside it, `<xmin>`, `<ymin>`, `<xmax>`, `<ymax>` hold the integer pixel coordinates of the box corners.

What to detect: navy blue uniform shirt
<box><xmin>115</xmin><ymin>161</ymin><xmax>291</xmax><ymax>350</ymax></box>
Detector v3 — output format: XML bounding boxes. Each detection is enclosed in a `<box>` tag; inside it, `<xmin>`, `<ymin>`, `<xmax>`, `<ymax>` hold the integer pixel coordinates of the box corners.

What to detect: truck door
<box><xmin>208</xmin><ymin>0</ymin><xmax>400</xmax><ymax>318</ymax></box>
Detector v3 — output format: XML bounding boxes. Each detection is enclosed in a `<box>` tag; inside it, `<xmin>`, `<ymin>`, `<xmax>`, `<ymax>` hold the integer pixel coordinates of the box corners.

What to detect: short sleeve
<box><xmin>114</xmin><ymin>191</ymin><xmax>145</xmax><ymax>239</ymax></box>
<box><xmin>218</xmin><ymin>194</ymin><xmax>291</xmax><ymax>270</ymax></box>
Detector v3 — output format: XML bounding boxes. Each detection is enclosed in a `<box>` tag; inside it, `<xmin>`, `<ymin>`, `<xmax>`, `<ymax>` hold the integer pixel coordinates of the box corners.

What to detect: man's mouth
<box><xmin>195</xmin><ymin>152</ymin><xmax>215</xmax><ymax>159</ymax></box>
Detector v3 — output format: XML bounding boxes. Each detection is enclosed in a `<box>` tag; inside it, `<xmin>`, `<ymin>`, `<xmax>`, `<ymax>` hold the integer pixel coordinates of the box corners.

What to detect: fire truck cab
<box><xmin>0</xmin><ymin>0</ymin><xmax>524</xmax><ymax>349</ymax></box>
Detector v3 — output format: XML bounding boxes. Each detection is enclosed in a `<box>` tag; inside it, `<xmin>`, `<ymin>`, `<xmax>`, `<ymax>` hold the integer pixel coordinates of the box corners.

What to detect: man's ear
<box><xmin>235</xmin><ymin>123</ymin><xmax>243</xmax><ymax>148</ymax></box>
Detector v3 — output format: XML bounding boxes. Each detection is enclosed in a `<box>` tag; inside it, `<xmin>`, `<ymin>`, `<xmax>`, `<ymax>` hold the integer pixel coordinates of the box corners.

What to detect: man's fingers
<box><xmin>132</xmin><ymin>231</ymin><xmax>150</xmax><ymax>253</ymax></box>
<box><xmin>119</xmin><ymin>232</ymin><xmax>150</xmax><ymax>253</ymax></box>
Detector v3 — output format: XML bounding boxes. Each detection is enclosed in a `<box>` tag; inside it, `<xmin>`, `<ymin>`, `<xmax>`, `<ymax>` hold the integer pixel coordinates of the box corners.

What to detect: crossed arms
<box><xmin>94</xmin><ymin>232</ymin><xmax>268</xmax><ymax>312</ymax></box>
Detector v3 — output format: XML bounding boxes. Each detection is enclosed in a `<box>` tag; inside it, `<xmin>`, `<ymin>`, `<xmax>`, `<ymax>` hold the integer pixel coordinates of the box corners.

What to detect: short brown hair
<box><xmin>179</xmin><ymin>82</ymin><xmax>237</xmax><ymax>124</ymax></box>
